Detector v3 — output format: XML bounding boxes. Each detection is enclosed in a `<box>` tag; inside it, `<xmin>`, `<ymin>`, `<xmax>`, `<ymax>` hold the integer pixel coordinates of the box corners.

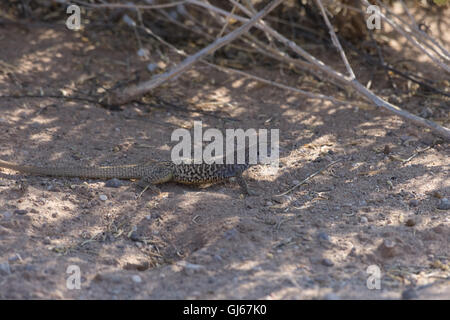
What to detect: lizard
<box><xmin>0</xmin><ymin>155</ymin><xmax>255</xmax><ymax>196</ymax></box>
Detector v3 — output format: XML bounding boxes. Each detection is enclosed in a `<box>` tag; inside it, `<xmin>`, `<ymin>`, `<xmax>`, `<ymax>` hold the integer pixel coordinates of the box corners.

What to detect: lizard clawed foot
<box><xmin>135</xmin><ymin>184</ymin><xmax>161</xmax><ymax>199</ymax></box>
<box><xmin>236</xmin><ymin>174</ymin><xmax>257</xmax><ymax>197</ymax></box>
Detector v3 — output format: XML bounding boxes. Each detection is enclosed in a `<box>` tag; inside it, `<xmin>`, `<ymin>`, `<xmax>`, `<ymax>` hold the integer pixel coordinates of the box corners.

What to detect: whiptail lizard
<box><xmin>0</xmin><ymin>157</ymin><xmax>254</xmax><ymax>195</ymax></box>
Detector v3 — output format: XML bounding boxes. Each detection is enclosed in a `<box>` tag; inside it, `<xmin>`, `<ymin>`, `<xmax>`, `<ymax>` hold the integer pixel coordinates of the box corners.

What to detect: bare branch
<box><xmin>187</xmin><ymin>0</ymin><xmax>450</xmax><ymax>140</ymax></box>
<box><xmin>362</xmin><ymin>0</ymin><xmax>450</xmax><ymax>73</ymax></box>
<box><xmin>106</xmin><ymin>0</ymin><xmax>284</xmax><ymax>105</ymax></box>
<box><xmin>313</xmin><ymin>0</ymin><xmax>356</xmax><ymax>79</ymax></box>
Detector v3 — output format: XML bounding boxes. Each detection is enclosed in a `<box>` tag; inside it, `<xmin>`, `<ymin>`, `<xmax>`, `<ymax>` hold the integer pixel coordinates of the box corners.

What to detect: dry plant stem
<box><xmin>140</xmin><ymin>24</ymin><xmax>351</xmax><ymax>105</ymax></box>
<box><xmin>240</xmin><ymin>34</ymin><xmax>344</xmax><ymax>88</ymax></box>
<box><xmin>217</xmin><ymin>2</ymin><xmax>237</xmax><ymax>38</ymax></box>
<box><xmin>210</xmin><ymin>63</ymin><xmax>348</xmax><ymax>104</ymax></box>
<box><xmin>362</xmin><ymin>0</ymin><xmax>450</xmax><ymax>73</ymax></box>
<box><xmin>378</xmin><ymin>0</ymin><xmax>450</xmax><ymax>62</ymax></box>
<box><xmin>313</xmin><ymin>0</ymin><xmax>355</xmax><ymax>79</ymax></box>
<box><xmin>153</xmin><ymin>10</ymin><xmax>259</xmax><ymax>55</ymax></box>
<box><xmin>193</xmin><ymin>0</ymin><xmax>450</xmax><ymax>140</ymax></box>
<box><xmin>108</xmin><ymin>0</ymin><xmax>284</xmax><ymax>105</ymax></box>
<box><xmin>385</xmin><ymin>0</ymin><xmax>450</xmax><ymax>62</ymax></box>
<box><xmin>241</xmin><ymin>0</ymin><xmax>275</xmax><ymax>47</ymax></box>
<box><xmin>277</xmin><ymin>160</ymin><xmax>341</xmax><ymax>196</ymax></box>
<box><xmin>71</xmin><ymin>0</ymin><xmax>188</xmax><ymax>10</ymax></box>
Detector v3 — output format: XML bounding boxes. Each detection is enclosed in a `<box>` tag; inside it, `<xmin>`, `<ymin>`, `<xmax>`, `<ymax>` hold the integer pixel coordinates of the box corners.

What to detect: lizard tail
<box><xmin>0</xmin><ymin>159</ymin><xmax>34</xmax><ymax>173</ymax></box>
<box><xmin>0</xmin><ymin>159</ymin><xmax>143</xmax><ymax>179</ymax></box>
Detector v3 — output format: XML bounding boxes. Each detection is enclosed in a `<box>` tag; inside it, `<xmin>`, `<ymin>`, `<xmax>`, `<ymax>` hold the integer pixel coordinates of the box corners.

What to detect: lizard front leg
<box><xmin>136</xmin><ymin>165</ymin><xmax>174</xmax><ymax>198</ymax></box>
<box><xmin>235</xmin><ymin>171</ymin><xmax>257</xmax><ymax>196</ymax></box>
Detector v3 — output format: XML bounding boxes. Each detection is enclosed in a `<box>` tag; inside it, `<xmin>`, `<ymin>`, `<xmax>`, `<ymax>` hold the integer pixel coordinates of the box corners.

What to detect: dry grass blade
<box><xmin>276</xmin><ymin>159</ymin><xmax>341</xmax><ymax>197</ymax></box>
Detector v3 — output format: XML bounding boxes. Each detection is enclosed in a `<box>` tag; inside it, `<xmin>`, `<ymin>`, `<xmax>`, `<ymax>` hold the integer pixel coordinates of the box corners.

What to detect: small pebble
<box><xmin>1</xmin><ymin>211</ymin><xmax>13</xmax><ymax>219</ymax></box>
<box><xmin>99</xmin><ymin>194</ymin><xmax>108</xmax><ymax>201</ymax></box>
<box><xmin>401</xmin><ymin>288</ymin><xmax>418</xmax><ymax>300</ymax></box>
<box><xmin>8</xmin><ymin>253</ymin><xmax>22</xmax><ymax>262</ymax></box>
<box><xmin>405</xmin><ymin>218</ymin><xmax>416</xmax><ymax>227</ymax></box>
<box><xmin>317</xmin><ymin>232</ymin><xmax>331</xmax><ymax>242</ymax></box>
<box><xmin>432</xmin><ymin>191</ymin><xmax>443</xmax><ymax>199</ymax></box>
<box><xmin>292</xmin><ymin>180</ymin><xmax>300</xmax><ymax>185</ymax></box>
<box><xmin>437</xmin><ymin>198</ymin><xmax>450</xmax><ymax>210</ymax></box>
<box><xmin>265</xmin><ymin>201</ymin><xmax>273</xmax><ymax>206</ymax></box>
<box><xmin>14</xmin><ymin>209</ymin><xmax>28</xmax><ymax>215</ymax></box>
<box><xmin>105</xmin><ymin>179</ymin><xmax>123</xmax><ymax>188</ymax></box>
<box><xmin>0</xmin><ymin>262</ymin><xmax>11</xmax><ymax>275</ymax></box>
<box><xmin>147</xmin><ymin>63</ymin><xmax>158</xmax><ymax>72</ymax></box>
<box><xmin>323</xmin><ymin>293</ymin><xmax>340</xmax><ymax>300</ymax></box>
<box><xmin>224</xmin><ymin>228</ymin><xmax>238</xmax><ymax>240</ymax></box>
<box><xmin>177</xmin><ymin>261</ymin><xmax>205</xmax><ymax>271</ymax></box>
<box><xmin>379</xmin><ymin>239</ymin><xmax>396</xmax><ymax>258</ymax></box>
<box><xmin>408</xmin><ymin>199</ymin><xmax>419</xmax><ymax>207</ymax></box>
<box><xmin>131</xmin><ymin>275</ymin><xmax>142</xmax><ymax>284</ymax></box>
<box><xmin>129</xmin><ymin>231</ymin><xmax>140</xmax><ymax>242</ymax></box>
<box><xmin>360</xmin><ymin>216</ymin><xmax>368</xmax><ymax>224</ymax></box>
<box><xmin>322</xmin><ymin>258</ymin><xmax>334</xmax><ymax>267</ymax></box>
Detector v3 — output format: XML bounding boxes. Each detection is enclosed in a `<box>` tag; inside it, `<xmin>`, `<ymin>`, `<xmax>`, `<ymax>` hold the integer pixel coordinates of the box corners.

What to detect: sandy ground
<box><xmin>0</xmin><ymin>12</ymin><xmax>449</xmax><ymax>299</ymax></box>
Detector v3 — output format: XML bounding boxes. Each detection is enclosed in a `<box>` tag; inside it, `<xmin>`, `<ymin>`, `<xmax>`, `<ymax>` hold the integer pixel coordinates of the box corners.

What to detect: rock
<box><xmin>105</xmin><ymin>179</ymin><xmax>123</xmax><ymax>188</ymax></box>
<box><xmin>432</xmin><ymin>191</ymin><xmax>443</xmax><ymax>199</ymax></box>
<box><xmin>129</xmin><ymin>231</ymin><xmax>140</xmax><ymax>242</ymax></box>
<box><xmin>224</xmin><ymin>228</ymin><xmax>238</xmax><ymax>240</ymax></box>
<box><xmin>437</xmin><ymin>198</ymin><xmax>450</xmax><ymax>210</ymax></box>
<box><xmin>147</xmin><ymin>63</ymin><xmax>158</xmax><ymax>72</ymax></box>
<box><xmin>99</xmin><ymin>194</ymin><xmax>108</xmax><ymax>201</ymax></box>
<box><xmin>401</xmin><ymin>288</ymin><xmax>418</xmax><ymax>300</ymax></box>
<box><xmin>408</xmin><ymin>199</ymin><xmax>419</xmax><ymax>207</ymax></box>
<box><xmin>359</xmin><ymin>200</ymin><xmax>367</xmax><ymax>207</ymax></box>
<box><xmin>123</xmin><ymin>261</ymin><xmax>149</xmax><ymax>271</ymax></box>
<box><xmin>378</xmin><ymin>239</ymin><xmax>396</xmax><ymax>258</ymax></box>
<box><xmin>93</xmin><ymin>273</ymin><xmax>122</xmax><ymax>283</ymax></box>
<box><xmin>177</xmin><ymin>261</ymin><xmax>205</xmax><ymax>272</ymax></box>
<box><xmin>14</xmin><ymin>209</ymin><xmax>28</xmax><ymax>215</ymax></box>
<box><xmin>1</xmin><ymin>211</ymin><xmax>13</xmax><ymax>219</ymax></box>
<box><xmin>317</xmin><ymin>232</ymin><xmax>331</xmax><ymax>242</ymax></box>
<box><xmin>271</xmin><ymin>196</ymin><xmax>286</xmax><ymax>204</ymax></box>
<box><xmin>8</xmin><ymin>253</ymin><xmax>22</xmax><ymax>262</ymax></box>
<box><xmin>322</xmin><ymin>258</ymin><xmax>334</xmax><ymax>267</ymax></box>
<box><xmin>265</xmin><ymin>201</ymin><xmax>273</xmax><ymax>206</ymax></box>
<box><xmin>405</xmin><ymin>218</ymin><xmax>416</xmax><ymax>227</ymax></box>
<box><xmin>360</xmin><ymin>216</ymin><xmax>368</xmax><ymax>224</ymax></box>
<box><xmin>323</xmin><ymin>293</ymin><xmax>340</xmax><ymax>300</ymax></box>
<box><xmin>0</xmin><ymin>262</ymin><xmax>11</xmax><ymax>275</ymax></box>
<box><xmin>131</xmin><ymin>275</ymin><xmax>142</xmax><ymax>284</ymax></box>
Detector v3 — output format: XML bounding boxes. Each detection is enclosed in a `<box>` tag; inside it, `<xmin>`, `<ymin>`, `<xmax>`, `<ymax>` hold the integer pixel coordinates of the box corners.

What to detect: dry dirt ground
<box><xmin>0</xmin><ymin>14</ymin><xmax>449</xmax><ymax>299</ymax></box>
